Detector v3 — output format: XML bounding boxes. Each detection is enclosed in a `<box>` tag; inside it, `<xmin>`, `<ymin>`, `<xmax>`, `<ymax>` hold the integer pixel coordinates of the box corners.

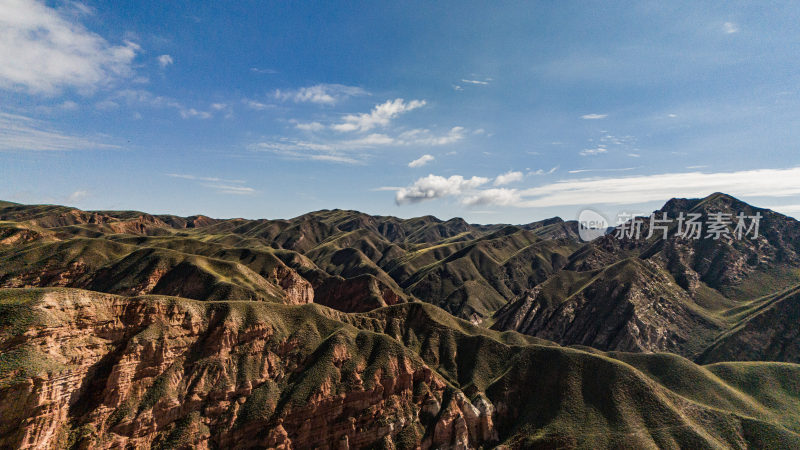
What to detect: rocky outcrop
<box><xmin>315</xmin><ymin>274</ymin><xmax>406</xmax><ymax>313</ymax></box>
<box><xmin>492</xmin><ymin>258</ymin><xmax>723</xmax><ymax>357</ymax></box>
<box><xmin>0</xmin><ymin>289</ymin><xmax>494</xmax><ymax>450</ymax></box>
<box><xmin>3</xmin><ymin>289</ymin><xmax>800</xmax><ymax>449</ymax></box>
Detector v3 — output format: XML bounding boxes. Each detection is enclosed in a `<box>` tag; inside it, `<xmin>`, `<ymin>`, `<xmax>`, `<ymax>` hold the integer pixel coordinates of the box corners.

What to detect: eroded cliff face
<box><xmin>492</xmin><ymin>258</ymin><xmax>724</xmax><ymax>357</ymax></box>
<box><xmin>3</xmin><ymin>289</ymin><xmax>800</xmax><ymax>449</ymax></box>
<box><xmin>0</xmin><ymin>289</ymin><xmax>494</xmax><ymax>450</ymax></box>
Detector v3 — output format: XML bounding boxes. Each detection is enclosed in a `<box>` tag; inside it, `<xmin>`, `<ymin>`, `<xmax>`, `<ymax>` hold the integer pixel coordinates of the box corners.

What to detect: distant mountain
<box><xmin>2</xmin><ymin>195</ymin><xmax>800</xmax><ymax>448</ymax></box>
<box><xmin>492</xmin><ymin>193</ymin><xmax>800</xmax><ymax>363</ymax></box>
<box><xmin>0</xmin><ymin>202</ymin><xmax>580</xmax><ymax>321</ymax></box>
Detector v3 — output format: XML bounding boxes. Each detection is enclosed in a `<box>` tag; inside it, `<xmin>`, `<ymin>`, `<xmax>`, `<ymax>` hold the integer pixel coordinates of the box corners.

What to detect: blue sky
<box><xmin>2</xmin><ymin>0</ymin><xmax>800</xmax><ymax>223</ymax></box>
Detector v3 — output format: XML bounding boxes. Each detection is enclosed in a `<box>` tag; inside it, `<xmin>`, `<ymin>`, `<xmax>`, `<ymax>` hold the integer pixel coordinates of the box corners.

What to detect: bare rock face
<box><xmin>492</xmin><ymin>258</ymin><xmax>723</xmax><ymax>357</ymax></box>
<box><xmin>315</xmin><ymin>274</ymin><xmax>406</xmax><ymax>313</ymax></box>
<box><xmin>0</xmin><ymin>289</ymin><xmax>495</xmax><ymax>450</ymax></box>
<box><xmin>273</xmin><ymin>265</ymin><xmax>314</xmax><ymax>305</ymax></box>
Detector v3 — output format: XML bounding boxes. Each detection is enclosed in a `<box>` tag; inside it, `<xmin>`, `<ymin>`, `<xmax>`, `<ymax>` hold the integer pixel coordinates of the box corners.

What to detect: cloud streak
<box><xmin>166</xmin><ymin>173</ymin><xmax>255</xmax><ymax>195</ymax></box>
<box><xmin>494</xmin><ymin>170</ymin><xmax>523</xmax><ymax>185</ymax></box>
<box><xmin>0</xmin><ymin>0</ymin><xmax>139</xmax><ymax>94</ymax></box>
<box><xmin>275</xmin><ymin>84</ymin><xmax>368</xmax><ymax>105</ymax></box>
<box><xmin>408</xmin><ymin>154</ymin><xmax>434</xmax><ymax>168</ymax></box>
<box><xmin>0</xmin><ymin>112</ymin><xmax>115</xmax><ymax>151</ymax></box>
<box><xmin>392</xmin><ymin>167</ymin><xmax>800</xmax><ymax>209</ymax></box>
<box><xmin>332</xmin><ymin>98</ymin><xmax>425</xmax><ymax>132</ymax></box>
<box><xmin>251</xmin><ymin>127</ymin><xmax>464</xmax><ymax>164</ymax></box>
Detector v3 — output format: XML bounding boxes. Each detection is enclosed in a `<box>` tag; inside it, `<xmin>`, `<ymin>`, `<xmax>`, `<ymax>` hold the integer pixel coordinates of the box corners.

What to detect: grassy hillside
<box><xmin>1</xmin><ymin>288</ymin><xmax>799</xmax><ymax>448</ymax></box>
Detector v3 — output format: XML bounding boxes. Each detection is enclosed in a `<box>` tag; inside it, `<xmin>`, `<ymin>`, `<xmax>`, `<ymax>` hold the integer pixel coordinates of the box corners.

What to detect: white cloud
<box><xmin>395</xmin><ymin>174</ymin><xmax>490</xmax><ymax>204</ymax></box>
<box><xmin>243</xmin><ymin>98</ymin><xmax>272</xmax><ymax>110</ymax></box>
<box><xmin>568</xmin><ymin>167</ymin><xmax>635</xmax><ymax>174</ymax></box>
<box><xmin>67</xmin><ymin>190</ymin><xmax>88</xmax><ymax>202</ymax></box>
<box><xmin>251</xmin><ymin>126</ymin><xmax>463</xmax><ymax>164</ymax></box>
<box><xmin>579</xmin><ymin>147</ymin><xmax>608</xmax><ymax>156</ymax></box>
<box><xmin>179</xmin><ymin>108</ymin><xmax>212</xmax><ymax>119</ymax></box>
<box><xmin>763</xmin><ymin>204</ymin><xmax>800</xmax><ymax>217</ymax></box>
<box><xmin>408</xmin><ymin>154</ymin><xmax>434</xmax><ymax>168</ymax></box>
<box><xmin>250</xmin><ymin>139</ymin><xmax>360</xmax><ymax>165</ymax></box>
<box><xmin>461</xmin><ymin>78</ymin><xmax>490</xmax><ymax>85</ymax></box>
<box><xmin>0</xmin><ymin>0</ymin><xmax>139</xmax><ymax>94</ymax></box>
<box><xmin>94</xmin><ymin>100</ymin><xmax>118</xmax><ymax>110</ymax></box>
<box><xmin>461</xmin><ymin>188</ymin><xmax>520</xmax><ymax>206</ymax></box>
<box><xmin>395</xmin><ymin>126</ymin><xmax>465</xmax><ymax>146</ymax></box>
<box><xmin>581</xmin><ymin>113</ymin><xmax>608</xmax><ymax>120</ymax></box>
<box><xmin>109</xmin><ymin>88</ymin><xmax>222</xmax><ymax>119</ymax></box>
<box><xmin>203</xmin><ymin>184</ymin><xmax>255</xmax><ymax>195</ymax></box>
<box><xmin>157</xmin><ymin>54</ymin><xmax>173</xmax><ymax>68</ymax></box>
<box><xmin>295</xmin><ymin>121</ymin><xmax>325</xmax><ymax>132</ymax></box>
<box><xmin>723</xmin><ymin>22</ymin><xmax>739</xmax><ymax>34</ymax></box>
<box><xmin>494</xmin><ymin>170</ymin><xmax>523</xmax><ymax>185</ymax></box>
<box><xmin>166</xmin><ymin>173</ymin><xmax>245</xmax><ymax>183</ymax></box>
<box><xmin>250</xmin><ymin>67</ymin><xmax>278</xmax><ymax>74</ymax></box>
<box><xmin>391</xmin><ymin>167</ymin><xmax>800</xmax><ymax>209</ymax></box>
<box><xmin>275</xmin><ymin>83</ymin><xmax>368</xmax><ymax>105</ymax></box>
<box><xmin>332</xmin><ymin>98</ymin><xmax>426</xmax><ymax>132</ymax></box>
<box><xmin>0</xmin><ymin>111</ymin><xmax>114</xmax><ymax>151</ymax></box>
<box><xmin>306</xmin><ymin>154</ymin><xmax>360</xmax><ymax>164</ymax></box>
<box><xmin>167</xmin><ymin>173</ymin><xmax>255</xmax><ymax>194</ymax></box>
<box><xmin>515</xmin><ymin>167</ymin><xmax>800</xmax><ymax>207</ymax></box>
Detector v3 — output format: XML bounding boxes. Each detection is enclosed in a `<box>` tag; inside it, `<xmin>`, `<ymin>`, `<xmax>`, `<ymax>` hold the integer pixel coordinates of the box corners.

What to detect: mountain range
<box><xmin>1</xmin><ymin>193</ymin><xmax>799</xmax><ymax>449</ymax></box>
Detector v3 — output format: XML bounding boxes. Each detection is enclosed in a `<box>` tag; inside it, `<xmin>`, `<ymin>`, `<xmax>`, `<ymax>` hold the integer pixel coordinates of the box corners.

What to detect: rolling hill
<box><xmin>1</xmin><ymin>194</ymin><xmax>800</xmax><ymax>448</ymax></box>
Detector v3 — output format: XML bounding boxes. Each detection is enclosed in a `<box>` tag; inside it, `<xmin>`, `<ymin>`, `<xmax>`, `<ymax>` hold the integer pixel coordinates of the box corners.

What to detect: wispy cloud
<box><xmin>392</xmin><ymin>167</ymin><xmax>800</xmax><ymax>209</ymax></box>
<box><xmin>67</xmin><ymin>190</ymin><xmax>89</xmax><ymax>202</ymax></box>
<box><xmin>723</xmin><ymin>22</ymin><xmax>739</xmax><ymax>34</ymax></box>
<box><xmin>295</xmin><ymin>121</ymin><xmax>325</xmax><ymax>132</ymax></box>
<box><xmin>250</xmin><ymin>67</ymin><xmax>278</xmax><ymax>74</ymax></box>
<box><xmin>528</xmin><ymin>166</ymin><xmax>559</xmax><ymax>175</ymax></box>
<box><xmin>462</xmin><ymin>188</ymin><xmax>519</xmax><ymax>206</ymax></box>
<box><xmin>408</xmin><ymin>154</ymin><xmax>434</xmax><ymax>168</ymax></box>
<box><xmin>166</xmin><ymin>173</ymin><xmax>255</xmax><ymax>195</ymax></box>
<box><xmin>275</xmin><ymin>83</ymin><xmax>368</xmax><ymax>105</ymax></box>
<box><xmin>166</xmin><ymin>173</ymin><xmax>245</xmax><ymax>183</ymax></box>
<box><xmin>203</xmin><ymin>184</ymin><xmax>255</xmax><ymax>195</ymax></box>
<box><xmin>251</xmin><ymin>127</ymin><xmax>464</xmax><ymax>164</ymax></box>
<box><xmin>157</xmin><ymin>54</ymin><xmax>173</xmax><ymax>68</ymax></box>
<box><xmin>109</xmin><ymin>89</ymin><xmax>221</xmax><ymax>119</ymax></box>
<box><xmin>494</xmin><ymin>170</ymin><xmax>523</xmax><ymax>185</ymax></box>
<box><xmin>568</xmin><ymin>167</ymin><xmax>636</xmax><ymax>174</ymax></box>
<box><xmin>763</xmin><ymin>204</ymin><xmax>800</xmax><ymax>217</ymax></box>
<box><xmin>242</xmin><ymin>98</ymin><xmax>273</xmax><ymax>110</ymax></box>
<box><xmin>461</xmin><ymin>78</ymin><xmax>490</xmax><ymax>85</ymax></box>
<box><xmin>332</xmin><ymin>98</ymin><xmax>426</xmax><ymax>132</ymax></box>
<box><xmin>0</xmin><ymin>0</ymin><xmax>139</xmax><ymax>94</ymax></box>
<box><xmin>179</xmin><ymin>108</ymin><xmax>212</xmax><ymax>119</ymax></box>
<box><xmin>0</xmin><ymin>112</ymin><xmax>115</xmax><ymax>151</ymax></box>
<box><xmin>514</xmin><ymin>167</ymin><xmax>800</xmax><ymax>207</ymax></box>
<box><xmin>581</xmin><ymin>113</ymin><xmax>608</xmax><ymax>120</ymax></box>
<box><xmin>579</xmin><ymin>147</ymin><xmax>608</xmax><ymax>156</ymax></box>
